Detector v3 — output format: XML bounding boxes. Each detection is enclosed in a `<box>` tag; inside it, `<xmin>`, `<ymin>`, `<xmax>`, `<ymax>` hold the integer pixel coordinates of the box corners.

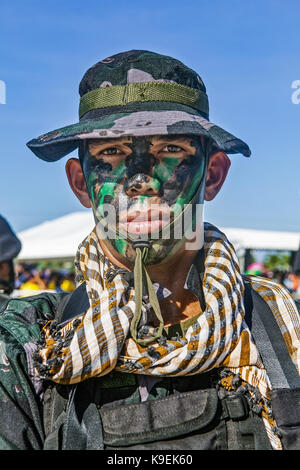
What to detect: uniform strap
<box><xmin>244</xmin><ymin>281</ymin><xmax>300</xmax><ymax>389</ymax></box>
<box><xmin>58</xmin><ymin>281</ymin><xmax>89</xmax><ymax>327</ymax></box>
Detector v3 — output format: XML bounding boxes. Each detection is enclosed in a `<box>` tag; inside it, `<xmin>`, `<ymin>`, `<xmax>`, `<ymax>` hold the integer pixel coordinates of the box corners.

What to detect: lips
<box><xmin>123</xmin><ymin>219</ymin><xmax>164</xmax><ymax>234</ymax></box>
<box><xmin>118</xmin><ymin>206</ymin><xmax>172</xmax><ymax>234</ymax></box>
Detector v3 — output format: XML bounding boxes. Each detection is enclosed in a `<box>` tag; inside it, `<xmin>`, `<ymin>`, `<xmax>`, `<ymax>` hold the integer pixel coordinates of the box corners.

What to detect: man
<box><xmin>0</xmin><ymin>50</ymin><xmax>300</xmax><ymax>451</ymax></box>
<box><xmin>0</xmin><ymin>215</ymin><xmax>21</xmax><ymax>303</ymax></box>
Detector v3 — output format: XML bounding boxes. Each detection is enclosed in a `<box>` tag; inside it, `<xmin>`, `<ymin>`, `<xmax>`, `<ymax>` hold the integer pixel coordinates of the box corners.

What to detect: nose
<box><xmin>125</xmin><ymin>173</ymin><xmax>160</xmax><ymax>197</ymax></box>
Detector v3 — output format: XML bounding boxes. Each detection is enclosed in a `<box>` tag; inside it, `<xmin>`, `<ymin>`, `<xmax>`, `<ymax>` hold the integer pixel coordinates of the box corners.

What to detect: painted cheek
<box><xmin>186</xmin><ymin>158</ymin><xmax>205</xmax><ymax>195</ymax></box>
<box><xmin>96</xmin><ymin>182</ymin><xmax>117</xmax><ymax>211</ymax></box>
<box><xmin>173</xmin><ymin>158</ymin><xmax>205</xmax><ymax>208</ymax></box>
<box><xmin>152</xmin><ymin>157</ymin><xmax>180</xmax><ymax>182</ymax></box>
<box><xmin>88</xmin><ymin>161</ymin><xmax>127</xmax><ymax>212</ymax></box>
<box><xmin>111</xmin><ymin>160</ymin><xmax>126</xmax><ymax>179</ymax></box>
<box><xmin>87</xmin><ymin>171</ymin><xmax>99</xmax><ymax>206</ymax></box>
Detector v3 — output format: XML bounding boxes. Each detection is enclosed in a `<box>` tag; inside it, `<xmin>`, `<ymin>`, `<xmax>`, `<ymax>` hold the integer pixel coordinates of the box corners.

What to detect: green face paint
<box><xmin>82</xmin><ymin>135</ymin><xmax>208</xmax><ymax>264</ymax></box>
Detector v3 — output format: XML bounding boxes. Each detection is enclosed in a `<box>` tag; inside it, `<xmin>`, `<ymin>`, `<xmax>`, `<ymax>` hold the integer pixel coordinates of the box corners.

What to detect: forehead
<box><xmin>85</xmin><ymin>134</ymin><xmax>200</xmax><ymax>150</ymax></box>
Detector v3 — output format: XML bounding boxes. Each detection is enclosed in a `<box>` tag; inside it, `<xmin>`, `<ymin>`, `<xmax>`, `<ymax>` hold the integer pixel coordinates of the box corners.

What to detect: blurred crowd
<box><xmin>276</xmin><ymin>271</ymin><xmax>300</xmax><ymax>300</ymax></box>
<box><xmin>3</xmin><ymin>214</ymin><xmax>300</xmax><ymax>302</ymax></box>
<box><xmin>13</xmin><ymin>262</ymin><xmax>76</xmax><ymax>295</ymax></box>
<box><xmin>13</xmin><ymin>261</ymin><xmax>300</xmax><ymax>300</ymax></box>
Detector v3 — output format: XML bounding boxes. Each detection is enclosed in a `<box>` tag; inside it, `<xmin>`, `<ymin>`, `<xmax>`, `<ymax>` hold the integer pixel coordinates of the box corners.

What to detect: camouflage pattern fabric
<box><xmin>26</xmin><ymin>50</ymin><xmax>250</xmax><ymax>162</ymax></box>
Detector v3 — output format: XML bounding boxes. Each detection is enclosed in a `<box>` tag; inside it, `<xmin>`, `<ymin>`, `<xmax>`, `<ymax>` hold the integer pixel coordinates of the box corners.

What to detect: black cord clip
<box><xmin>132</xmin><ymin>240</ymin><xmax>151</xmax><ymax>250</ymax></box>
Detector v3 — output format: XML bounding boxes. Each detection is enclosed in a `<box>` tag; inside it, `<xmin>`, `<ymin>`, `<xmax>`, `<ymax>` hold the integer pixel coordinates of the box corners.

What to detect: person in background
<box><xmin>293</xmin><ymin>247</ymin><xmax>300</xmax><ymax>300</ymax></box>
<box><xmin>0</xmin><ymin>215</ymin><xmax>21</xmax><ymax>303</ymax></box>
<box><xmin>59</xmin><ymin>272</ymin><xmax>76</xmax><ymax>292</ymax></box>
<box><xmin>18</xmin><ymin>265</ymin><xmax>47</xmax><ymax>293</ymax></box>
<box><xmin>47</xmin><ymin>270</ymin><xmax>75</xmax><ymax>292</ymax></box>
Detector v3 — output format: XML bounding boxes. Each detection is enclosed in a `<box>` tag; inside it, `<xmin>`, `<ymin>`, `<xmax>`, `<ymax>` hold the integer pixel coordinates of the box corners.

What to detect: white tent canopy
<box><xmin>221</xmin><ymin>227</ymin><xmax>300</xmax><ymax>252</ymax></box>
<box><xmin>17</xmin><ymin>212</ymin><xmax>95</xmax><ymax>261</ymax></box>
<box><xmin>17</xmin><ymin>211</ymin><xmax>300</xmax><ymax>262</ymax></box>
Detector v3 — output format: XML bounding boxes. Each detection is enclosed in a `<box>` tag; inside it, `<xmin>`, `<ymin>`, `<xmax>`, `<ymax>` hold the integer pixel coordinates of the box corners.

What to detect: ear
<box><xmin>204</xmin><ymin>151</ymin><xmax>231</xmax><ymax>201</ymax></box>
<box><xmin>65</xmin><ymin>158</ymin><xmax>91</xmax><ymax>208</ymax></box>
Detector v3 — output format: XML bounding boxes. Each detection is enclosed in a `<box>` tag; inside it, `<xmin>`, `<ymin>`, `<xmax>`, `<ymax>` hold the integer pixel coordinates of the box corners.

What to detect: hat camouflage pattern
<box><xmin>27</xmin><ymin>50</ymin><xmax>251</xmax><ymax>161</ymax></box>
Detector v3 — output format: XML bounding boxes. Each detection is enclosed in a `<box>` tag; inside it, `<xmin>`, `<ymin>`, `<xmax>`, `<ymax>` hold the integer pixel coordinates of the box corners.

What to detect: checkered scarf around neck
<box><xmin>36</xmin><ymin>223</ymin><xmax>300</xmax><ymax>450</ymax></box>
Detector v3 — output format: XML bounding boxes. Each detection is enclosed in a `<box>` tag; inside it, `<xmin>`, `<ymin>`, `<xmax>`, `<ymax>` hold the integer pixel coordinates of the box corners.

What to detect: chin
<box><xmin>110</xmin><ymin>237</ymin><xmax>186</xmax><ymax>266</ymax></box>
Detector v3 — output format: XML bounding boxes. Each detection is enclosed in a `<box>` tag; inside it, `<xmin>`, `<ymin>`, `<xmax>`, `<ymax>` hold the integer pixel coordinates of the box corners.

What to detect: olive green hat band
<box><xmin>79</xmin><ymin>82</ymin><xmax>209</xmax><ymax>119</ymax></box>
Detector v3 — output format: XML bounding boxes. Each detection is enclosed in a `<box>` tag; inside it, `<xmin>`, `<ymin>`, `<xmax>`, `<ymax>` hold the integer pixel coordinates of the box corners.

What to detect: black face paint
<box><xmin>125</xmin><ymin>137</ymin><xmax>157</xmax><ymax>179</ymax></box>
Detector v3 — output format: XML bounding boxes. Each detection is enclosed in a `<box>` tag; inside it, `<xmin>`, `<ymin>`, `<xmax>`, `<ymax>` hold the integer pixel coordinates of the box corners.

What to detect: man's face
<box><xmin>81</xmin><ymin>134</ymin><xmax>207</xmax><ymax>264</ymax></box>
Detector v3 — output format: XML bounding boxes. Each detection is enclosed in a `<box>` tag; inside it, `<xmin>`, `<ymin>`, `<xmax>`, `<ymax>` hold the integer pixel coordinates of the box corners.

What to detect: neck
<box><xmin>99</xmin><ymin>237</ymin><xmax>203</xmax><ymax>326</ymax></box>
<box><xmin>146</xmin><ymin>247</ymin><xmax>198</xmax><ymax>292</ymax></box>
<box><xmin>99</xmin><ymin>237</ymin><xmax>198</xmax><ymax>293</ymax></box>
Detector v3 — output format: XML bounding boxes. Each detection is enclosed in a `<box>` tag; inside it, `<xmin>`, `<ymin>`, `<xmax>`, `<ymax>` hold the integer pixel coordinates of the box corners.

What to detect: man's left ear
<box><xmin>65</xmin><ymin>158</ymin><xmax>91</xmax><ymax>208</ymax></box>
<box><xmin>204</xmin><ymin>151</ymin><xmax>231</xmax><ymax>201</ymax></box>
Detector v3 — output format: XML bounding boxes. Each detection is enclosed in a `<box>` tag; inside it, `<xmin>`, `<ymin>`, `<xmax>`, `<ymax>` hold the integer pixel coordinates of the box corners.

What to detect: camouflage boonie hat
<box><xmin>27</xmin><ymin>50</ymin><xmax>250</xmax><ymax>161</ymax></box>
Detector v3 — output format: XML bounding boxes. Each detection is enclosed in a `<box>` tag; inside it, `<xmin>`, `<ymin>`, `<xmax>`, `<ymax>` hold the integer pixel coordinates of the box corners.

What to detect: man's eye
<box><xmin>101</xmin><ymin>147</ymin><xmax>121</xmax><ymax>155</ymax></box>
<box><xmin>161</xmin><ymin>145</ymin><xmax>183</xmax><ymax>153</ymax></box>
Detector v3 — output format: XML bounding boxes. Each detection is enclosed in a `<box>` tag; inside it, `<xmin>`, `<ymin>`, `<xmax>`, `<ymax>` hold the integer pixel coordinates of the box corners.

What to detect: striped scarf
<box><xmin>37</xmin><ymin>223</ymin><xmax>300</xmax><ymax>450</ymax></box>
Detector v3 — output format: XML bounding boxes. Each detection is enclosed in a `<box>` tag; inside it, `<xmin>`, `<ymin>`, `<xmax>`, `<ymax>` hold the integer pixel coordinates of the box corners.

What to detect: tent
<box><xmin>17</xmin><ymin>211</ymin><xmax>95</xmax><ymax>262</ymax></box>
<box><xmin>17</xmin><ymin>211</ymin><xmax>300</xmax><ymax>262</ymax></box>
<box><xmin>221</xmin><ymin>227</ymin><xmax>300</xmax><ymax>251</ymax></box>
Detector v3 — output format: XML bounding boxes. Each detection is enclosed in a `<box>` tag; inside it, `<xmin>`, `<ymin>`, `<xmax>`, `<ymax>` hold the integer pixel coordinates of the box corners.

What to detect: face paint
<box><xmin>81</xmin><ymin>135</ymin><xmax>208</xmax><ymax>264</ymax></box>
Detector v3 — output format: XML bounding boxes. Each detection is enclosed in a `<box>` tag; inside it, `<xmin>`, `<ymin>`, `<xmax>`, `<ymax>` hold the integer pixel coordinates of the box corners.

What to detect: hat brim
<box><xmin>27</xmin><ymin>107</ymin><xmax>251</xmax><ymax>162</ymax></box>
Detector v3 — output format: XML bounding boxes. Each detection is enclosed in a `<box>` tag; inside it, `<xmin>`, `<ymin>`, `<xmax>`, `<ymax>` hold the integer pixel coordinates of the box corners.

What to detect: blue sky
<box><xmin>1</xmin><ymin>0</ymin><xmax>300</xmax><ymax>234</ymax></box>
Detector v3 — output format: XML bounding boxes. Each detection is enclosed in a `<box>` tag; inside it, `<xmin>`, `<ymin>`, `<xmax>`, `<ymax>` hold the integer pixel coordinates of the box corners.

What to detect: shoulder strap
<box><xmin>56</xmin><ymin>281</ymin><xmax>89</xmax><ymax>326</ymax></box>
<box><xmin>244</xmin><ymin>280</ymin><xmax>300</xmax><ymax>389</ymax></box>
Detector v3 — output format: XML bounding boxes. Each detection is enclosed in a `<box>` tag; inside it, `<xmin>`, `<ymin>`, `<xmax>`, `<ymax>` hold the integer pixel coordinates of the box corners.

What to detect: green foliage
<box><xmin>263</xmin><ymin>252</ymin><xmax>292</xmax><ymax>271</ymax></box>
<box><xmin>35</xmin><ymin>260</ymin><xmax>74</xmax><ymax>273</ymax></box>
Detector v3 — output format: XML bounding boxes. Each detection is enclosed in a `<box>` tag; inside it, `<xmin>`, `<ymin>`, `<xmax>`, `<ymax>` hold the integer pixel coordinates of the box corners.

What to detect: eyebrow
<box><xmin>88</xmin><ymin>138</ymin><xmax>133</xmax><ymax>156</ymax></box>
<box><xmin>150</xmin><ymin>136</ymin><xmax>198</xmax><ymax>148</ymax></box>
<box><xmin>88</xmin><ymin>137</ymin><xmax>131</xmax><ymax>146</ymax></box>
<box><xmin>153</xmin><ymin>135</ymin><xmax>193</xmax><ymax>141</ymax></box>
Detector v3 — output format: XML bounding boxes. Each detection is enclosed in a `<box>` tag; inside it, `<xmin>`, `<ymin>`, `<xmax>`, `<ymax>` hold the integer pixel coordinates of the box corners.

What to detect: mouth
<box><xmin>118</xmin><ymin>207</ymin><xmax>172</xmax><ymax>234</ymax></box>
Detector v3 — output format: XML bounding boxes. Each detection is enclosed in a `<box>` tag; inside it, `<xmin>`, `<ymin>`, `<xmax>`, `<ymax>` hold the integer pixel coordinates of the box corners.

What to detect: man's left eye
<box><xmin>161</xmin><ymin>145</ymin><xmax>183</xmax><ymax>153</ymax></box>
<box><xmin>102</xmin><ymin>147</ymin><xmax>121</xmax><ymax>155</ymax></box>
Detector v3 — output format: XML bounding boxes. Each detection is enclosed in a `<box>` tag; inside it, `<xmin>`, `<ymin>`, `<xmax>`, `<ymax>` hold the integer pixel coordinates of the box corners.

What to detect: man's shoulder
<box><xmin>242</xmin><ymin>273</ymin><xmax>300</xmax><ymax>325</ymax></box>
<box><xmin>0</xmin><ymin>291</ymin><xmax>68</xmax><ymax>347</ymax></box>
<box><xmin>243</xmin><ymin>274</ymin><xmax>299</xmax><ymax>302</ymax></box>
